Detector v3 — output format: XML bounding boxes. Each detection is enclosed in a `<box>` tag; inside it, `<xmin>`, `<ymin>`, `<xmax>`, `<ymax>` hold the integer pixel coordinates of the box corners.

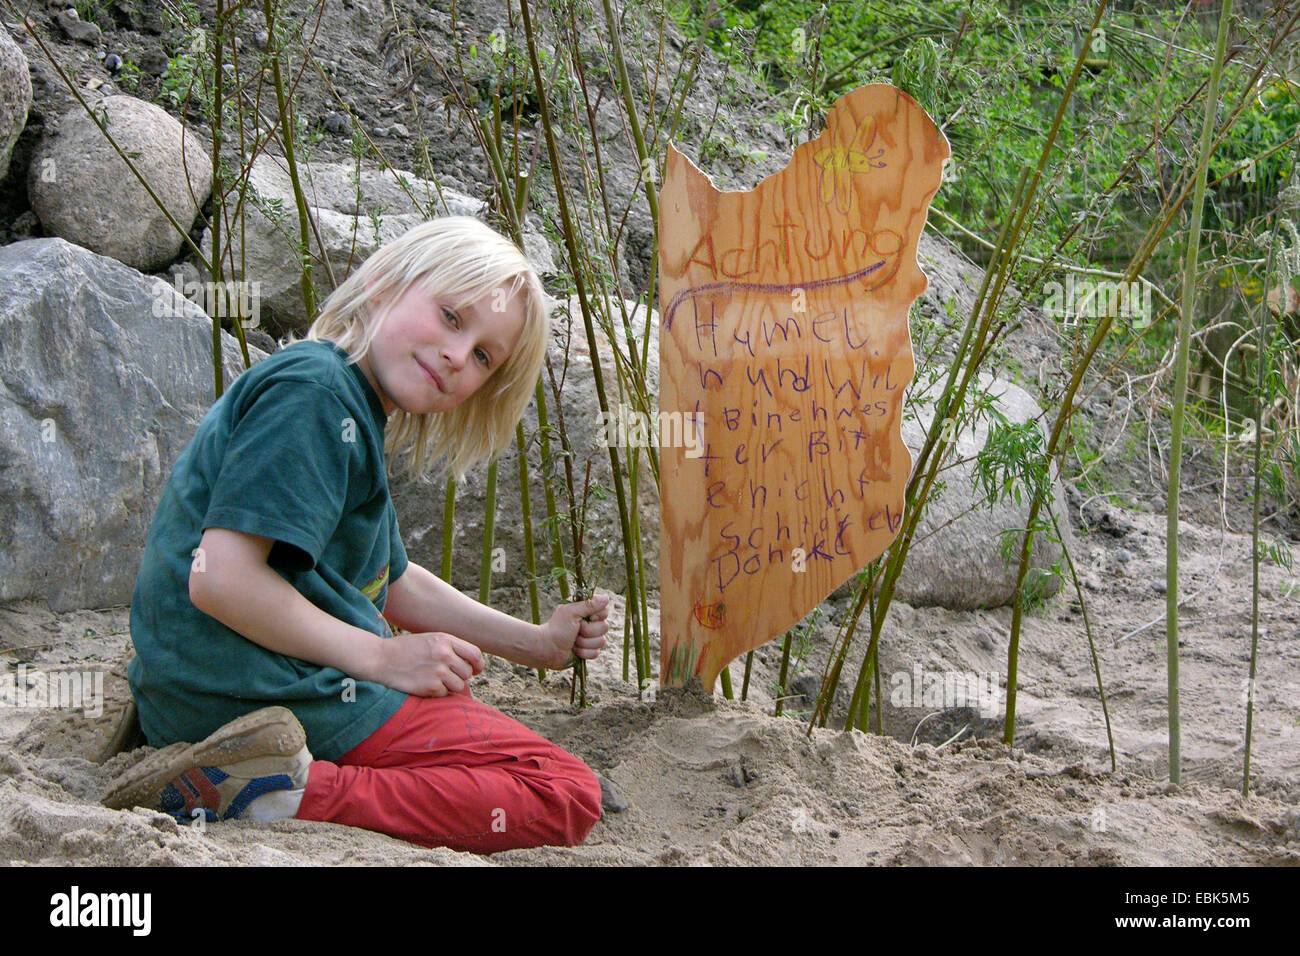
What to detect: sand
<box><xmin>0</xmin><ymin>504</ymin><xmax>1297</xmax><ymax>866</ymax></box>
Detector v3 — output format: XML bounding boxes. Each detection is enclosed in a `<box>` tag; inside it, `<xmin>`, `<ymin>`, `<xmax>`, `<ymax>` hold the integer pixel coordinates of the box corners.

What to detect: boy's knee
<box><xmin>557</xmin><ymin>757</ymin><xmax>603</xmax><ymax>845</ymax></box>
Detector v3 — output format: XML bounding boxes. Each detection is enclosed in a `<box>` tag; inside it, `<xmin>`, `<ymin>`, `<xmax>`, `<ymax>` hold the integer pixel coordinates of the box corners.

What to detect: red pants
<box><xmin>294</xmin><ymin>688</ymin><xmax>603</xmax><ymax>854</ymax></box>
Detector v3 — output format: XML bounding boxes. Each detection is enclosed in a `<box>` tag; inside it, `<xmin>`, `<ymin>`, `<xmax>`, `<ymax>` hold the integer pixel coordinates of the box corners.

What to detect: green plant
<box><xmin>72</xmin><ymin>0</ymin><xmax>107</xmax><ymax>28</ymax></box>
<box><xmin>698</xmin><ymin>130</ymin><xmax>768</xmax><ymax>168</ymax></box>
<box><xmin>772</xmin><ymin>606</ymin><xmax>823</xmax><ymax>717</ymax></box>
<box><xmin>114</xmin><ymin>58</ymin><xmax>143</xmax><ymax>93</ymax></box>
<box><xmin>158</xmin><ymin>53</ymin><xmax>197</xmax><ymax>107</ymax></box>
<box><xmin>671</xmin><ymin>0</ymin><xmax>1219</xmax><ymax>270</ymax></box>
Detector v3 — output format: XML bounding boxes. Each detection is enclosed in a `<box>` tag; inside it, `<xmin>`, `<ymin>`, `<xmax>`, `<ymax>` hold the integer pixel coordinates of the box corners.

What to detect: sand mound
<box><xmin>1</xmin><ymin>507</ymin><xmax>1298</xmax><ymax>865</ymax></box>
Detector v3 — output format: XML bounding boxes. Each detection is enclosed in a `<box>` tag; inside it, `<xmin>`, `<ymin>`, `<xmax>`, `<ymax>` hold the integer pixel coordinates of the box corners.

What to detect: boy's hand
<box><xmin>374</xmin><ymin>632</ymin><xmax>485</xmax><ymax>696</ymax></box>
<box><xmin>534</xmin><ymin>594</ymin><xmax>611</xmax><ymax>670</ymax></box>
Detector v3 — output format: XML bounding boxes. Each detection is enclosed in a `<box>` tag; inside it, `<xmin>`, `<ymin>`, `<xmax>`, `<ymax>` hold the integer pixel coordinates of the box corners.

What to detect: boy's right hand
<box><xmin>374</xmin><ymin>632</ymin><xmax>484</xmax><ymax>697</ymax></box>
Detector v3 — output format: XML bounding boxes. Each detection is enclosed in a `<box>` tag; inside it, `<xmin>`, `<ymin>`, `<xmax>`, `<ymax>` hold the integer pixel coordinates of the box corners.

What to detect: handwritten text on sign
<box><xmin>658</xmin><ymin>84</ymin><xmax>949</xmax><ymax>689</ymax></box>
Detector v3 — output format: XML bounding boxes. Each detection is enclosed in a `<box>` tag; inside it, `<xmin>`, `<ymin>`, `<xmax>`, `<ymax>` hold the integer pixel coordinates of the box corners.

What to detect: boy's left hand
<box><xmin>534</xmin><ymin>593</ymin><xmax>611</xmax><ymax>670</ymax></box>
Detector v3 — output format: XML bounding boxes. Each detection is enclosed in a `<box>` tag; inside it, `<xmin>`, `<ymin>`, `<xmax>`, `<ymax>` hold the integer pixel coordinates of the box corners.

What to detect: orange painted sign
<box><xmin>658</xmin><ymin>84</ymin><xmax>949</xmax><ymax>689</ymax></box>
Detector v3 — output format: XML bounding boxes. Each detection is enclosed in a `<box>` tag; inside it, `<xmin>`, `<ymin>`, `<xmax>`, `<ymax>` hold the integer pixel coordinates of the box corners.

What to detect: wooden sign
<box><xmin>657</xmin><ymin>84</ymin><xmax>949</xmax><ymax>689</ymax></box>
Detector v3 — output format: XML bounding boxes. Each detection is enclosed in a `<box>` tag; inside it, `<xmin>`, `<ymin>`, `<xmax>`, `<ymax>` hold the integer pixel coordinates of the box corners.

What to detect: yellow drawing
<box><xmin>360</xmin><ymin>563</ymin><xmax>390</xmax><ymax>603</ymax></box>
<box><xmin>812</xmin><ymin>116</ymin><xmax>886</xmax><ymax>214</ymax></box>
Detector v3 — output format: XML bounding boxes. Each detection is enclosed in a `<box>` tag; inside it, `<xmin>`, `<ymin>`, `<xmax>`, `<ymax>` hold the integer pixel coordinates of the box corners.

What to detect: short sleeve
<box><xmin>388</xmin><ymin>497</ymin><xmax>408</xmax><ymax>583</ymax></box>
<box><xmin>203</xmin><ymin>381</ymin><xmax>365</xmax><ymax>569</ymax></box>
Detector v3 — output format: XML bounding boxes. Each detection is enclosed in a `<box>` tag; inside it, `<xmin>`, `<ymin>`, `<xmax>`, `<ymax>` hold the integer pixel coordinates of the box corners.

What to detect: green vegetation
<box><xmin>674</xmin><ymin>0</ymin><xmax>1300</xmax><ymax>522</ymax></box>
<box><xmin>669</xmin><ymin>2</ymin><xmax>1300</xmax><ymax>414</ymax></box>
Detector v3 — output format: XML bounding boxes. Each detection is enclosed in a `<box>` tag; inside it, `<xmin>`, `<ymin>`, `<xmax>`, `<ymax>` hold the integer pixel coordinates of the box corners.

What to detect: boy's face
<box><xmin>357</xmin><ymin>280</ymin><xmax>525</xmax><ymax>417</ymax></box>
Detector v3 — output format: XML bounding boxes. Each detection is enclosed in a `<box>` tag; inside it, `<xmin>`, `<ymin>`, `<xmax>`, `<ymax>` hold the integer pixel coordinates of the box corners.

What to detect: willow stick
<box><xmin>515</xmin><ymin>423</ymin><xmax>543</xmax><ymax>678</ymax></box>
<box><xmin>830</xmin><ymin>167</ymin><xmax>1031</xmax><ymax>734</ymax></box>
<box><xmin>519</xmin><ymin>0</ymin><xmax>643</xmax><ymax>690</ymax></box>
<box><xmin>1243</xmin><ymin>155</ymin><xmax>1289</xmax><ymax>797</ymax></box>
<box><xmin>262</xmin><ymin>0</ymin><xmax>316</xmax><ymax>321</ymax></box>
<box><xmin>1047</xmin><ymin>499</ymin><xmax>1116</xmax><ymax>771</ymax></box>
<box><xmin>440</xmin><ymin>476</ymin><xmax>456</xmax><ymax>582</ymax></box>
<box><xmin>774</xmin><ymin>630</ymin><xmax>794</xmax><ymax>717</ymax></box>
<box><xmin>1165</xmin><ymin>0</ymin><xmax>1233</xmax><ymax>785</ymax></box>
<box><xmin>479</xmin><ymin>459</ymin><xmax>499</xmax><ymax>605</ymax></box>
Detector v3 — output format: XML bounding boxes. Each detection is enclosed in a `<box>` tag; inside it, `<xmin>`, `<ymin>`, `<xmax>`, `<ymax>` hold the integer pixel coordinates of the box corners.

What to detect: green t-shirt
<box><xmin>127</xmin><ymin>339</ymin><xmax>408</xmax><ymax>762</ymax></box>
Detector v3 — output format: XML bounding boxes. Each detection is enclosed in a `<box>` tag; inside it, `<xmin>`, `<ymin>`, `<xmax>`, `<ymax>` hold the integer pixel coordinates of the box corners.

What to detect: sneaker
<box><xmin>102</xmin><ymin>706</ymin><xmax>312</xmax><ymax>823</ymax></box>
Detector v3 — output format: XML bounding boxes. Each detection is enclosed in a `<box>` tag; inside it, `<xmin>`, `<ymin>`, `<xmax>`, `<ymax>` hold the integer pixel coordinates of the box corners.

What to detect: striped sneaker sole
<box><xmin>102</xmin><ymin>706</ymin><xmax>307</xmax><ymax>818</ymax></box>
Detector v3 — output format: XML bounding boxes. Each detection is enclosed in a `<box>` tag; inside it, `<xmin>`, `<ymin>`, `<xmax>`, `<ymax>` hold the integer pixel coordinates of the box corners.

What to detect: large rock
<box><xmin>201</xmin><ymin>154</ymin><xmax>557</xmax><ymax>333</ymax></box>
<box><xmin>893</xmin><ymin>371</ymin><xmax>1069</xmax><ymax>609</ymax></box>
<box><xmin>27</xmin><ymin>95</ymin><xmax>211</xmax><ymax>271</ymax></box>
<box><xmin>54</xmin><ymin>8</ymin><xmax>102</xmax><ymax>45</ymax></box>
<box><xmin>0</xmin><ymin>25</ymin><xmax>32</xmax><ymax>183</ymax></box>
<box><xmin>0</xmin><ymin>238</ymin><xmax>261</xmax><ymax>611</ymax></box>
<box><xmin>913</xmin><ymin>230</ymin><xmax>1061</xmax><ymax>379</ymax></box>
<box><xmin>390</xmin><ymin>295</ymin><xmax>661</xmax><ymax>598</ymax></box>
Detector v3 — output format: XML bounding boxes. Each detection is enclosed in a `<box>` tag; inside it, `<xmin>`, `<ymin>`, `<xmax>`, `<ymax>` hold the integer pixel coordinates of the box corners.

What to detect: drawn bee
<box><xmin>812</xmin><ymin>116</ymin><xmax>887</xmax><ymax>214</ymax></box>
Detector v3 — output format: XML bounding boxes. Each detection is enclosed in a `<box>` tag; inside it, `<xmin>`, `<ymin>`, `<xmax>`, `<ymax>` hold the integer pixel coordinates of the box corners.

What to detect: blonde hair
<box><xmin>287</xmin><ymin>216</ymin><xmax>550</xmax><ymax>483</ymax></box>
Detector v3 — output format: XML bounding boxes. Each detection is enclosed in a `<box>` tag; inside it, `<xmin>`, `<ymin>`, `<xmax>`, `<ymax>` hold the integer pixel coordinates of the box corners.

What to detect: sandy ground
<box><xmin>0</xmin><ymin>503</ymin><xmax>1297</xmax><ymax>866</ymax></box>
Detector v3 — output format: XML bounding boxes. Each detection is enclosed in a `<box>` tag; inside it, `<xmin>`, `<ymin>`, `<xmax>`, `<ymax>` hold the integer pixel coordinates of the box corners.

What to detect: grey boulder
<box><xmin>27</xmin><ymin>95</ymin><xmax>212</xmax><ymax>271</ymax></box>
<box><xmin>201</xmin><ymin>154</ymin><xmax>556</xmax><ymax>333</ymax></box>
<box><xmin>0</xmin><ymin>25</ymin><xmax>32</xmax><ymax>183</ymax></box>
<box><xmin>0</xmin><ymin>238</ymin><xmax>260</xmax><ymax>611</ymax></box>
<box><xmin>893</xmin><ymin>371</ymin><xmax>1068</xmax><ymax>609</ymax></box>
